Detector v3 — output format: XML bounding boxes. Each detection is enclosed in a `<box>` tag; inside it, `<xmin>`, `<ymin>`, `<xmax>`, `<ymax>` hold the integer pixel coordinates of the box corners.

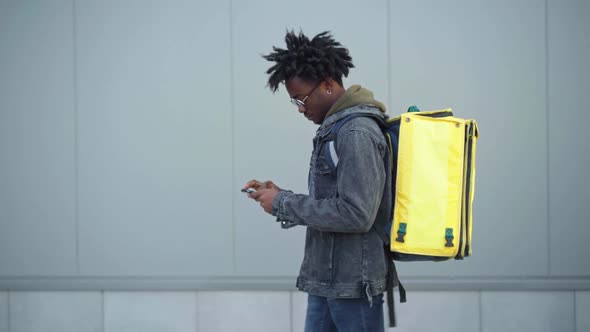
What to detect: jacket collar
<box><xmin>320</xmin><ymin>104</ymin><xmax>388</xmax><ymax>131</ymax></box>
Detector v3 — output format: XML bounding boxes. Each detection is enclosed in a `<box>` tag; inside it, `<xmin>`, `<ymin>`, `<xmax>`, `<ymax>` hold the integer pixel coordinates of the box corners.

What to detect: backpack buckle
<box><xmin>445</xmin><ymin>228</ymin><xmax>454</xmax><ymax>247</ymax></box>
<box><xmin>395</xmin><ymin>223</ymin><xmax>407</xmax><ymax>243</ymax></box>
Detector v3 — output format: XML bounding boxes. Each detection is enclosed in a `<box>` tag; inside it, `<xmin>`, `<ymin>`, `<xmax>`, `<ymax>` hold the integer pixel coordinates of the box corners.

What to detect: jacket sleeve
<box><xmin>271</xmin><ymin>128</ymin><xmax>387</xmax><ymax>233</ymax></box>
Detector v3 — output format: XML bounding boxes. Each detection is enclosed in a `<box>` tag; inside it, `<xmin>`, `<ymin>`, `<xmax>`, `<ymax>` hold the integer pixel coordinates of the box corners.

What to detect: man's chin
<box><xmin>305</xmin><ymin>115</ymin><xmax>321</xmax><ymax>124</ymax></box>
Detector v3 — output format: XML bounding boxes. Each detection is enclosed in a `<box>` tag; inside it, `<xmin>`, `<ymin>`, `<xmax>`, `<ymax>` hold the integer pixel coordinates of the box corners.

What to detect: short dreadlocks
<box><xmin>263</xmin><ymin>30</ymin><xmax>354</xmax><ymax>92</ymax></box>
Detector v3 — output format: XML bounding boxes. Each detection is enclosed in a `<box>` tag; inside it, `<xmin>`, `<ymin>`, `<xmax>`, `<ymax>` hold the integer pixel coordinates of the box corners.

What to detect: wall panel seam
<box><xmin>229</xmin><ymin>0</ymin><xmax>237</xmax><ymax>275</ymax></box>
<box><xmin>545</xmin><ymin>0</ymin><xmax>552</xmax><ymax>277</ymax></box>
<box><xmin>72</xmin><ymin>0</ymin><xmax>80</xmax><ymax>276</ymax></box>
<box><xmin>7</xmin><ymin>291</ymin><xmax>10</xmax><ymax>332</ymax></box>
<box><xmin>386</xmin><ymin>0</ymin><xmax>392</xmax><ymax>111</ymax></box>
<box><xmin>574</xmin><ymin>291</ymin><xmax>577</xmax><ymax>332</ymax></box>
<box><xmin>478</xmin><ymin>291</ymin><xmax>483</xmax><ymax>332</ymax></box>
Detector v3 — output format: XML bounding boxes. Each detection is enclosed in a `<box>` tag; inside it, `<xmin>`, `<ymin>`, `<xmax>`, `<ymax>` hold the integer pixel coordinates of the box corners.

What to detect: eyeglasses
<box><xmin>290</xmin><ymin>81</ymin><xmax>322</xmax><ymax>108</ymax></box>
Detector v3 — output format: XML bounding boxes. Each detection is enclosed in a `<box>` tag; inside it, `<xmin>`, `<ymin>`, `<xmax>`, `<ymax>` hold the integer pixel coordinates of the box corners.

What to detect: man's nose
<box><xmin>298</xmin><ymin>105</ymin><xmax>306</xmax><ymax>113</ymax></box>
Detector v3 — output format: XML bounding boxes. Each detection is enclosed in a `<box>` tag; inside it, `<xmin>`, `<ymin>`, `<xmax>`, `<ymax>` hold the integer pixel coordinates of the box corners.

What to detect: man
<box><xmin>244</xmin><ymin>30</ymin><xmax>394</xmax><ymax>332</ymax></box>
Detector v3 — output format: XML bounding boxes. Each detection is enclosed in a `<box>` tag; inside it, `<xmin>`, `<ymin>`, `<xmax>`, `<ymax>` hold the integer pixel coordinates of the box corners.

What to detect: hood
<box><xmin>324</xmin><ymin>85</ymin><xmax>386</xmax><ymax>119</ymax></box>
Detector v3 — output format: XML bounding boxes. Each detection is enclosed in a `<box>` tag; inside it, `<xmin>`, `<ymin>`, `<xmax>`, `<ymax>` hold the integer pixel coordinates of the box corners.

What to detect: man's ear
<box><xmin>323</xmin><ymin>79</ymin><xmax>337</xmax><ymax>93</ymax></box>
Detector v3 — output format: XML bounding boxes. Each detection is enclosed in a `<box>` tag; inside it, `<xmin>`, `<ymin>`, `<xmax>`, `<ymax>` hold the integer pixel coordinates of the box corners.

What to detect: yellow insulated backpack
<box><xmin>326</xmin><ymin>107</ymin><xmax>479</xmax><ymax>261</ymax></box>
<box><xmin>389</xmin><ymin>109</ymin><xmax>479</xmax><ymax>261</ymax></box>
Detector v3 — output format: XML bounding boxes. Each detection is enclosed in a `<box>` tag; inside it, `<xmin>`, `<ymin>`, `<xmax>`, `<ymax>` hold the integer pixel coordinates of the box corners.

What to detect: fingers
<box><xmin>244</xmin><ymin>179</ymin><xmax>262</xmax><ymax>190</ymax></box>
<box><xmin>262</xmin><ymin>180</ymin><xmax>281</xmax><ymax>190</ymax></box>
<box><xmin>249</xmin><ymin>188</ymin><xmax>272</xmax><ymax>201</ymax></box>
<box><xmin>248</xmin><ymin>189</ymin><xmax>262</xmax><ymax>200</ymax></box>
<box><xmin>245</xmin><ymin>179</ymin><xmax>278</xmax><ymax>190</ymax></box>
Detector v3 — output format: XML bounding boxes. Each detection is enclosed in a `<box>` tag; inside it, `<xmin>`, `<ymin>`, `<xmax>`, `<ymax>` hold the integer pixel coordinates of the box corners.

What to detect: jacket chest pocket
<box><xmin>311</xmin><ymin>142</ymin><xmax>338</xmax><ymax>198</ymax></box>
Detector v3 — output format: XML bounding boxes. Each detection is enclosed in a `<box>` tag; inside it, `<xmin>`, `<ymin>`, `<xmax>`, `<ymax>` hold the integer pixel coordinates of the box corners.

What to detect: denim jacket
<box><xmin>271</xmin><ymin>104</ymin><xmax>393</xmax><ymax>300</ymax></box>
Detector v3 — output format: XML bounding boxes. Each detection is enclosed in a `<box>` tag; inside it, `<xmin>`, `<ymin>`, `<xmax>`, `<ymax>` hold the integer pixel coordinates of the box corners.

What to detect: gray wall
<box><xmin>1</xmin><ymin>0</ymin><xmax>589</xmax><ymax>291</ymax></box>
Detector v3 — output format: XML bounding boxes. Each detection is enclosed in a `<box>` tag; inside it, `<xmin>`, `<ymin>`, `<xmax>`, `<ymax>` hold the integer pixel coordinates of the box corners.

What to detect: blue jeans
<box><xmin>304</xmin><ymin>293</ymin><xmax>385</xmax><ymax>332</ymax></box>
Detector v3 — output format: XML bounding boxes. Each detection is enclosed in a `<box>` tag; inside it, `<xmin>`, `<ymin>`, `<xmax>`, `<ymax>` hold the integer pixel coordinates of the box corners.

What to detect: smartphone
<box><xmin>241</xmin><ymin>188</ymin><xmax>255</xmax><ymax>194</ymax></box>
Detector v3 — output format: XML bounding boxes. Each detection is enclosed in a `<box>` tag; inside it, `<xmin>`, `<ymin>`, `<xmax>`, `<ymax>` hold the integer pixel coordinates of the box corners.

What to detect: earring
<box><xmin>327</xmin><ymin>90</ymin><xmax>332</xmax><ymax>95</ymax></box>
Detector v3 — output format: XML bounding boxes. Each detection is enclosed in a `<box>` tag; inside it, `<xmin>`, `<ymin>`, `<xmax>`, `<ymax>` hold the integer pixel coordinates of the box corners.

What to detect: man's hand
<box><xmin>243</xmin><ymin>179</ymin><xmax>281</xmax><ymax>191</ymax></box>
<box><xmin>243</xmin><ymin>179</ymin><xmax>281</xmax><ymax>214</ymax></box>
